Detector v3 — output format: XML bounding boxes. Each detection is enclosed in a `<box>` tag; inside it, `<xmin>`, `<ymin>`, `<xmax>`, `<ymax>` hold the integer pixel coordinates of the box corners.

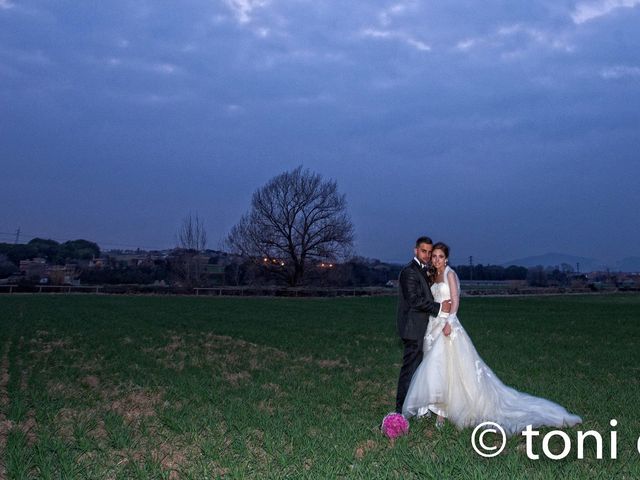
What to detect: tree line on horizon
<box><xmin>0</xmin><ymin>237</ymin><xmax>536</xmax><ymax>288</ymax></box>
<box><xmin>1</xmin><ymin>167</ymin><xmax>587</xmax><ymax>288</ymax></box>
<box><xmin>0</xmin><ymin>234</ymin><xmax>574</xmax><ymax>289</ymax></box>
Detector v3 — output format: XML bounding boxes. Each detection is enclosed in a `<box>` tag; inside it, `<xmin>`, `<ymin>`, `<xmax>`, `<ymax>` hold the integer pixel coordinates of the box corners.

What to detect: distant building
<box><xmin>19</xmin><ymin>258</ymin><xmax>47</xmax><ymax>279</ymax></box>
<box><xmin>88</xmin><ymin>257</ymin><xmax>109</xmax><ymax>269</ymax></box>
<box><xmin>109</xmin><ymin>252</ymin><xmax>162</xmax><ymax>268</ymax></box>
<box><xmin>44</xmin><ymin>264</ymin><xmax>79</xmax><ymax>285</ymax></box>
<box><xmin>616</xmin><ymin>273</ymin><xmax>640</xmax><ymax>291</ymax></box>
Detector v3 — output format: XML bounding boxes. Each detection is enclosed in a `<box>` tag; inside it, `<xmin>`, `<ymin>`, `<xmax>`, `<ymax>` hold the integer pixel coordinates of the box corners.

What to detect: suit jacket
<box><xmin>396</xmin><ymin>260</ymin><xmax>441</xmax><ymax>340</ymax></box>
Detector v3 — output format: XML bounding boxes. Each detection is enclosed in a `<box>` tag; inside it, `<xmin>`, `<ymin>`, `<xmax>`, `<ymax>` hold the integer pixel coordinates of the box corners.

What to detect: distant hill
<box><xmin>502</xmin><ymin>252</ymin><xmax>603</xmax><ymax>272</ymax></box>
<box><xmin>616</xmin><ymin>257</ymin><xmax>640</xmax><ymax>273</ymax></box>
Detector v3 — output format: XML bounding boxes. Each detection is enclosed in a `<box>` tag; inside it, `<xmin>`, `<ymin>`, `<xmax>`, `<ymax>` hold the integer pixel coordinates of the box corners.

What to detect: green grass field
<box><xmin>1</xmin><ymin>293</ymin><xmax>639</xmax><ymax>479</ymax></box>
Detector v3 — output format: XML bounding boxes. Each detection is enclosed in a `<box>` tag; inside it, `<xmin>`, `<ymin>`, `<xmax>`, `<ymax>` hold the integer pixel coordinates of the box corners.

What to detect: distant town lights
<box><xmin>262</xmin><ymin>256</ymin><xmax>285</xmax><ymax>266</ymax></box>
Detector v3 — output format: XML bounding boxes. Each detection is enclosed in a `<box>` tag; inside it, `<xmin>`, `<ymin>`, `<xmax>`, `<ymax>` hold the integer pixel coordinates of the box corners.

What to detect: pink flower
<box><xmin>381</xmin><ymin>413</ymin><xmax>409</xmax><ymax>439</ymax></box>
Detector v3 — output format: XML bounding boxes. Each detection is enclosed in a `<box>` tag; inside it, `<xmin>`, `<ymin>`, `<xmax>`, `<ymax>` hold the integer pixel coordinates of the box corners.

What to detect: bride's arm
<box><xmin>447</xmin><ymin>270</ymin><xmax>460</xmax><ymax>315</ymax></box>
<box><xmin>443</xmin><ymin>270</ymin><xmax>459</xmax><ymax>337</ymax></box>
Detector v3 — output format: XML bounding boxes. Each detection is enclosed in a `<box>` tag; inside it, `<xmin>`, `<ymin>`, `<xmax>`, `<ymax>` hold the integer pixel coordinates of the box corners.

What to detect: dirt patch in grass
<box><xmin>211</xmin><ymin>464</ymin><xmax>230</xmax><ymax>477</ymax></box>
<box><xmin>150</xmin><ymin>334</ymin><xmax>189</xmax><ymax>371</ymax></box>
<box><xmin>98</xmin><ymin>440</ymin><xmax>205</xmax><ymax>480</ymax></box>
<box><xmin>0</xmin><ymin>414</ymin><xmax>37</xmax><ymax>456</ymax></box>
<box><xmin>0</xmin><ymin>340</ymin><xmax>9</xmax><ymax>408</ymax></box>
<box><xmin>109</xmin><ymin>389</ymin><xmax>163</xmax><ymax>423</ymax></box>
<box><xmin>0</xmin><ymin>378</ymin><xmax>8</xmax><ymax>407</ymax></box>
<box><xmin>18</xmin><ymin>410</ymin><xmax>38</xmax><ymax>446</ymax></box>
<box><xmin>188</xmin><ymin>333</ymin><xmax>293</xmax><ymax>385</ymax></box>
<box><xmin>354</xmin><ymin>439</ymin><xmax>377</xmax><ymax>459</ymax></box>
<box><xmin>29</xmin><ymin>334</ymin><xmax>71</xmax><ymax>355</ymax></box>
<box><xmin>0</xmin><ymin>340</ymin><xmax>10</xmax><ymax>478</ymax></box>
<box><xmin>151</xmin><ymin>442</ymin><xmax>201</xmax><ymax>479</ymax></box>
<box><xmin>54</xmin><ymin>385</ymin><xmax>163</xmax><ymax>442</ymax></box>
<box><xmin>90</xmin><ymin>418</ymin><xmax>109</xmax><ymax>441</ymax></box>
<box><xmin>47</xmin><ymin>380</ymin><xmax>86</xmax><ymax>402</ymax></box>
<box><xmin>54</xmin><ymin>408</ymin><xmax>81</xmax><ymax>440</ymax></box>
<box><xmin>81</xmin><ymin>375</ymin><xmax>101</xmax><ymax>389</ymax></box>
<box><xmin>203</xmin><ymin>333</ymin><xmax>288</xmax><ymax>360</ymax></box>
<box><xmin>162</xmin><ymin>335</ymin><xmax>185</xmax><ymax>354</ymax></box>
<box><xmin>1</xmin><ymin>418</ymin><xmax>13</xmax><ymax>480</ymax></box>
<box><xmin>317</xmin><ymin>359</ymin><xmax>345</xmax><ymax>368</ymax></box>
<box><xmin>244</xmin><ymin>429</ymin><xmax>268</xmax><ymax>463</ymax></box>
<box><xmin>257</xmin><ymin>400</ymin><xmax>275</xmax><ymax>415</ymax></box>
<box><xmin>223</xmin><ymin>352</ymin><xmax>240</xmax><ymax>365</ymax></box>
<box><xmin>249</xmin><ymin>357</ymin><xmax>262</xmax><ymax>370</ymax></box>
<box><xmin>48</xmin><ymin>381</ymin><xmax>69</xmax><ymax>395</ymax></box>
<box><xmin>223</xmin><ymin>371</ymin><xmax>251</xmax><ymax>386</ymax></box>
<box><xmin>74</xmin><ymin>355</ymin><xmax>106</xmax><ymax>373</ymax></box>
<box><xmin>261</xmin><ymin>383</ymin><xmax>284</xmax><ymax>397</ymax></box>
<box><xmin>153</xmin><ymin>331</ymin><xmax>290</xmax><ymax>380</ymax></box>
<box><xmin>295</xmin><ymin>355</ymin><xmax>349</xmax><ymax>369</ymax></box>
<box><xmin>0</xmin><ymin>419</ymin><xmax>13</xmax><ymax>449</ymax></box>
<box><xmin>354</xmin><ymin>380</ymin><xmax>380</xmax><ymax>393</ymax></box>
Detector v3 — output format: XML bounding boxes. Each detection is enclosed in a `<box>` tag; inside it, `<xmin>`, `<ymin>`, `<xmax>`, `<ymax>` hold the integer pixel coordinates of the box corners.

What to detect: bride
<box><xmin>402</xmin><ymin>242</ymin><xmax>582</xmax><ymax>436</ymax></box>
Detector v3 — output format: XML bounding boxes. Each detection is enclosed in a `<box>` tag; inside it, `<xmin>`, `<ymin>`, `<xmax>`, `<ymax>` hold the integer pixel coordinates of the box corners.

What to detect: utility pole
<box><xmin>14</xmin><ymin>227</ymin><xmax>20</xmax><ymax>244</ymax></box>
<box><xmin>576</xmin><ymin>262</ymin><xmax>580</xmax><ymax>274</ymax></box>
<box><xmin>469</xmin><ymin>255</ymin><xmax>474</xmax><ymax>281</ymax></box>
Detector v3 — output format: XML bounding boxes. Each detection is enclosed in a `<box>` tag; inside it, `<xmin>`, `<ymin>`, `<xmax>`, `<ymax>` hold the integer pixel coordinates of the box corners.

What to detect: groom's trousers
<box><xmin>395</xmin><ymin>338</ymin><xmax>423</xmax><ymax>413</ymax></box>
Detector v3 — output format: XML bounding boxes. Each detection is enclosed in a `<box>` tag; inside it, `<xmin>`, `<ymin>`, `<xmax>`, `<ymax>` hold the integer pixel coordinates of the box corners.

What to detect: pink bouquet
<box><xmin>381</xmin><ymin>412</ymin><xmax>409</xmax><ymax>439</ymax></box>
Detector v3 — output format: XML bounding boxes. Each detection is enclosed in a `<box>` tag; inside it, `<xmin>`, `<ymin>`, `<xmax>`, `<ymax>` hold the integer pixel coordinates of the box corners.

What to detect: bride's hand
<box><xmin>443</xmin><ymin>322</ymin><xmax>451</xmax><ymax>336</ymax></box>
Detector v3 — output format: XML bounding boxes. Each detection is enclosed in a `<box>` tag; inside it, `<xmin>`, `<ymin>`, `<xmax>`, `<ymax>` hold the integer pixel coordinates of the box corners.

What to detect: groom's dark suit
<box><xmin>395</xmin><ymin>259</ymin><xmax>441</xmax><ymax>413</ymax></box>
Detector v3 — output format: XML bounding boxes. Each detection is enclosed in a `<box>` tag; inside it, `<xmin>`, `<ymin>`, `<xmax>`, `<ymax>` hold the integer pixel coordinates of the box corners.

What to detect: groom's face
<box><xmin>415</xmin><ymin>242</ymin><xmax>433</xmax><ymax>265</ymax></box>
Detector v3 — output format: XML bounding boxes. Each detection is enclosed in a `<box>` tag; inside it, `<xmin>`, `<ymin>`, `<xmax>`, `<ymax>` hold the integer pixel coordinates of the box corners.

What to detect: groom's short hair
<box><xmin>415</xmin><ymin>236</ymin><xmax>433</xmax><ymax>247</ymax></box>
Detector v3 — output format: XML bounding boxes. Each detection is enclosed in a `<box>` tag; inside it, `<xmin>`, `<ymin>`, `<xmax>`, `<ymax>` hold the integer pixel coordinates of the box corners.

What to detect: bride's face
<box><xmin>431</xmin><ymin>249</ymin><xmax>447</xmax><ymax>270</ymax></box>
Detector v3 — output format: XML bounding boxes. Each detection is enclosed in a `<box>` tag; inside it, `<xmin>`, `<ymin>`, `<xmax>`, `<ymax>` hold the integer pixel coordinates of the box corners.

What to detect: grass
<box><xmin>0</xmin><ymin>293</ymin><xmax>639</xmax><ymax>479</ymax></box>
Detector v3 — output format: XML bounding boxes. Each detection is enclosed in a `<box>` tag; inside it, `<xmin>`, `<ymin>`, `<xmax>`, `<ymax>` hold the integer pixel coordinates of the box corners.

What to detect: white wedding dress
<box><xmin>402</xmin><ymin>266</ymin><xmax>581</xmax><ymax>436</ymax></box>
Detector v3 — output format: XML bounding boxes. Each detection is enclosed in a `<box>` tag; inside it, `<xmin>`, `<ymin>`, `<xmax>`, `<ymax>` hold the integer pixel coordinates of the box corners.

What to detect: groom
<box><xmin>395</xmin><ymin>236</ymin><xmax>451</xmax><ymax>413</ymax></box>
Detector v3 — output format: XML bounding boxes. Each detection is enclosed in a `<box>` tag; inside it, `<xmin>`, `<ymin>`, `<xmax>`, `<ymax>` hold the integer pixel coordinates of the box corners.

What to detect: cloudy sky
<box><xmin>1</xmin><ymin>0</ymin><xmax>639</xmax><ymax>265</ymax></box>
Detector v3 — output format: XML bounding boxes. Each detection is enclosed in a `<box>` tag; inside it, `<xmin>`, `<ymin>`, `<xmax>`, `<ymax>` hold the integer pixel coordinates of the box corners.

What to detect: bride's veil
<box><xmin>444</xmin><ymin>265</ymin><xmax>461</xmax><ymax>303</ymax></box>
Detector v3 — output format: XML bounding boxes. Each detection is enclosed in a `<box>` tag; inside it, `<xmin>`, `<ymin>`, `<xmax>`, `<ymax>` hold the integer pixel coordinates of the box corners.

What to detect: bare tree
<box><xmin>173</xmin><ymin>213</ymin><xmax>208</xmax><ymax>288</ymax></box>
<box><xmin>177</xmin><ymin>213</ymin><xmax>207</xmax><ymax>252</ymax></box>
<box><xmin>226</xmin><ymin>166</ymin><xmax>354</xmax><ymax>286</ymax></box>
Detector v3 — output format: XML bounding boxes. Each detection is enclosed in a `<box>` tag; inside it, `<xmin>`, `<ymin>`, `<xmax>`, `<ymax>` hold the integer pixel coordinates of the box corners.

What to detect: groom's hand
<box><xmin>441</xmin><ymin>300</ymin><xmax>452</xmax><ymax>313</ymax></box>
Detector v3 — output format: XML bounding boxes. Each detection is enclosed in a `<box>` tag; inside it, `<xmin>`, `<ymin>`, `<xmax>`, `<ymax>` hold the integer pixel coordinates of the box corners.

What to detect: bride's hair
<box><xmin>432</xmin><ymin>242</ymin><xmax>449</xmax><ymax>258</ymax></box>
<box><xmin>427</xmin><ymin>242</ymin><xmax>450</xmax><ymax>283</ymax></box>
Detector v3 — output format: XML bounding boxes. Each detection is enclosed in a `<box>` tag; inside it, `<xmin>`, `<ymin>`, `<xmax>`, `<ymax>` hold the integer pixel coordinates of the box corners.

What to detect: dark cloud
<box><xmin>1</xmin><ymin>0</ymin><xmax>639</xmax><ymax>264</ymax></box>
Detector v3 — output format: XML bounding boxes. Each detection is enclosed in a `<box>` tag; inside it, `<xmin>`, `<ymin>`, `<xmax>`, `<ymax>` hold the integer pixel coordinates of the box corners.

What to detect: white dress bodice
<box><xmin>430</xmin><ymin>281</ymin><xmax>450</xmax><ymax>304</ymax></box>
